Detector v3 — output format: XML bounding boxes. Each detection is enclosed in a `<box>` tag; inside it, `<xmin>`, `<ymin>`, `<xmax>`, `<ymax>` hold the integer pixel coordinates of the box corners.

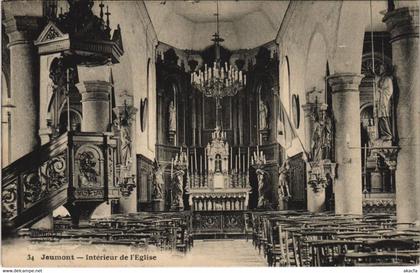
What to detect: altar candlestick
<box><xmin>204</xmin><ymin>148</ymin><xmax>208</xmax><ymax>174</ymax></box>
<box><xmin>247</xmin><ymin>147</ymin><xmax>250</xmax><ymax>172</ymax></box>
<box><xmin>236</xmin><ymin>154</ymin><xmax>239</xmax><ymax>172</ymax></box>
<box><xmin>230</xmin><ymin>147</ymin><xmax>233</xmax><ymax>172</ymax></box>
<box><xmin>200</xmin><ymin>155</ymin><xmax>203</xmax><ymax>174</ymax></box>
<box><xmin>194</xmin><ymin>148</ymin><xmax>198</xmax><ymax>174</ymax></box>
<box><xmin>171</xmin><ymin>158</ymin><xmax>174</xmax><ymax>179</ymax></box>
<box><xmin>257</xmin><ymin>145</ymin><xmax>259</xmax><ymax>155</ymax></box>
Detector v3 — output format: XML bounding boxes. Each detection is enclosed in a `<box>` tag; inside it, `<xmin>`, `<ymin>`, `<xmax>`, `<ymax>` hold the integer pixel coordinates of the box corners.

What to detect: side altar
<box><xmin>188</xmin><ymin>127</ymin><xmax>251</xmax><ymax>211</ymax></box>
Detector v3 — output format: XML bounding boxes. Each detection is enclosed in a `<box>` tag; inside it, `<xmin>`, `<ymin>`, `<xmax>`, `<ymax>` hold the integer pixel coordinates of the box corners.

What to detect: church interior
<box><xmin>1</xmin><ymin>0</ymin><xmax>419</xmax><ymax>267</ymax></box>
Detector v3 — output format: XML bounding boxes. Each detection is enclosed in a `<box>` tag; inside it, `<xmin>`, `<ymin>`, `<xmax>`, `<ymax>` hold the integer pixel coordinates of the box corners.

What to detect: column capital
<box><xmin>79</xmin><ymin>80</ymin><xmax>112</xmax><ymax>102</ymax></box>
<box><xmin>383</xmin><ymin>6</ymin><xmax>419</xmax><ymax>43</ymax></box>
<box><xmin>327</xmin><ymin>73</ymin><xmax>364</xmax><ymax>93</ymax></box>
<box><xmin>3</xmin><ymin>16</ymin><xmax>43</xmax><ymax>47</ymax></box>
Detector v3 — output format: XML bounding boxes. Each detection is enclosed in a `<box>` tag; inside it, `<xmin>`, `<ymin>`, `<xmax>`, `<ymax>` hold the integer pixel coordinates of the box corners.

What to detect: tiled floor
<box><xmin>181</xmin><ymin>239</ymin><xmax>267</xmax><ymax>266</ymax></box>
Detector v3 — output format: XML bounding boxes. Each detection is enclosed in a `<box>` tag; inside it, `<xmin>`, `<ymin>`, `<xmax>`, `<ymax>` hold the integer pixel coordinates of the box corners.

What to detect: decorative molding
<box><xmin>327</xmin><ymin>73</ymin><xmax>364</xmax><ymax>93</ymax></box>
<box><xmin>34</xmin><ymin>21</ymin><xmax>69</xmax><ymax>46</ymax></box>
<box><xmin>383</xmin><ymin>7</ymin><xmax>419</xmax><ymax>43</ymax></box>
<box><xmin>3</xmin><ymin>16</ymin><xmax>43</xmax><ymax>47</ymax></box>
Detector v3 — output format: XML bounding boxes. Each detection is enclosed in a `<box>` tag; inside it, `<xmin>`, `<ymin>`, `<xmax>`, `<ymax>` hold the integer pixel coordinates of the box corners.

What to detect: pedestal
<box><xmin>259</xmin><ymin>129</ymin><xmax>270</xmax><ymax>143</ymax></box>
<box><xmin>152</xmin><ymin>199</ymin><xmax>164</xmax><ymax>211</ymax></box>
<box><xmin>383</xmin><ymin>6</ymin><xmax>420</xmax><ymax>225</ymax></box>
<box><xmin>278</xmin><ymin>199</ymin><xmax>288</xmax><ymax>210</ymax></box>
<box><xmin>370</xmin><ymin>171</ymin><xmax>383</xmax><ymax>193</ymax></box>
<box><xmin>168</xmin><ymin>130</ymin><xmax>176</xmax><ymax>145</ymax></box>
<box><xmin>307</xmin><ymin>190</ymin><xmax>325</xmax><ymax>213</ymax></box>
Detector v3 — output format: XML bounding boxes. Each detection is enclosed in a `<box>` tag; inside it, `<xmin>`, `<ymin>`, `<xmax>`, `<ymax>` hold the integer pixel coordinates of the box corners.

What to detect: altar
<box><xmin>188</xmin><ymin>126</ymin><xmax>251</xmax><ymax>211</ymax></box>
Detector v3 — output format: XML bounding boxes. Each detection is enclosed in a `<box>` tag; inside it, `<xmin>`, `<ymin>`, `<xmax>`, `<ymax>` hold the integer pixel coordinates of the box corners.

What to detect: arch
<box><xmin>280</xmin><ymin>55</ymin><xmax>291</xmax><ymax>113</ymax></box>
<box><xmin>53</xmin><ymin>205</ymin><xmax>71</xmax><ymax>217</ymax></box>
<box><xmin>305</xmin><ymin>31</ymin><xmax>328</xmax><ymax>96</ymax></box>
<box><xmin>146</xmin><ymin>57</ymin><xmax>151</xmax><ymax>103</ymax></box>
<box><xmin>58</xmin><ymin>109</ymin><xmax>82</xmax><ymax>133</ymax></box>
<box><xmin>2</xmin><ymin>27</ymin><xmax>10</xmax><ymax>97</ymax></box>
<box><xmin>332</xmin><ymin>1</ymin><xmax>369</xmax><ymax>74</ymax></box>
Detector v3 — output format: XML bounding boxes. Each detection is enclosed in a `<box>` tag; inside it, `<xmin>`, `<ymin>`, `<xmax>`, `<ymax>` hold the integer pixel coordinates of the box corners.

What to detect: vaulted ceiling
<box><xmin>145</xmin><ymin>1</ymin><xmax>290</xmax><ymax>50</ymax></box>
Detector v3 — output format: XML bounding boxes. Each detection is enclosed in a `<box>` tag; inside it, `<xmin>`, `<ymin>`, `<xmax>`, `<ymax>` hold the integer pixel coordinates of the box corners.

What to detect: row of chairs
<box><xmin>19</xmin><ymin>212</ymin><xmax>194</xmax><ymax>253</ymax></box>
<box><xmin>249</xmin><ymin>211</ymin><xmax>420</xmax><ymax>267</ymax></box>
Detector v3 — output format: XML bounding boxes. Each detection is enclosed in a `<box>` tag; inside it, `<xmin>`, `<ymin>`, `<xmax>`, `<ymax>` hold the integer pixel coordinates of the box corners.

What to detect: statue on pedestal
<box><xmin>375</xmin><ymin>64</ymin><xmax>394</xmax><ymax>141</ymax></box>
<box><xmin>171</xmin><ymin>169</ymin><xmax>184</xmax><ymax>210</ymax></box>
<box><xmin>278</xmin><ymin>159</ymin><xmax>291</xmax><ymax>200</ymax></box>
<box><xmin>256</xmin><ymin>168</ymin><xmax>268</xmax><ymax>208</ymax></box>
<box><xmin>152</xmin><ymin>162</ymin><xmax>163</xmax><ymax>200</ymax></box>
<box><xmin>259</xmin><ymin>99</ymin><xmax>268</xmax><ymax>130</ymax></box>
<box><xmin>310</xmin><ymin>107</ymin><xmax>333</xmax><ymax>162</ymax></box>
<box><xmin>120</xmin><ymin>126</ymin><xmax>132</xmax><ymax>167</ymax></box>
<box><xmin>169</xmin><ymin>101</ymin><xmax>176</xmax><ymax>132</ymax></box>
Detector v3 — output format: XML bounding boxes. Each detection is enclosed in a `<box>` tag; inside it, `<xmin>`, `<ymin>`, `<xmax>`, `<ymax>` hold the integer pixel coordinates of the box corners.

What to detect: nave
<box><xmin>2</xmin><ymin>0</ymin><xmax>419</xmax><ymax>268</ymax></box>
<box><xmin>4</xmin><ymin>211</ymin><xmax>419</xmax><ymax>267</ymax></box>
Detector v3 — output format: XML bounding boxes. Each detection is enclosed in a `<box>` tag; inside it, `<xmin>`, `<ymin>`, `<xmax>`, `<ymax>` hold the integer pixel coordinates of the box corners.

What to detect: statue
<box><xmin>152</xmin><ymin>162</ymin><xmax>164</xmax><ymax>200</ymax></box>
<box><xmin>311</xmin><ymin>108</ymin><xmax>333</xmax><ymax>161</ymax></box>
<box><xmin>256</xmin><ymin>168</ymin><xmax>268</xmax><ymax>208</ymax></box>
<box><xmin>215</xmin><ymin>154</ymin><xmax>222</xmax><ymax>173</ymax></box>
<box><xmin>172</xmin><ymin>169</ymin><xmax>184</xmax><ymax>209</ymax></box>
<box><xmin>169</xmin><ymin>101</ymin><xmax>176</xmax><ymax>131</ymax></box>
<box><xmin>278</xmin><ymin>160</ymin><xmax>291</xmax><ymax>200</ymax></box>
<box><xmin>375</xmin><ymin>64</ymin><xmax>394</xmax><ymax>140</ymax></box>
<box><xmin>311</xmin><ymin>112</ymin><xmax>324</xmax><ymax>162</ymax></box>
<box><xmin>323</xmin><ymin>114</ymin><xmax>333</xmax><ymax>160</ymax></box>
<box><xmin>259</xmin><ymin>99</ymin><xmax>268</xmax><ymax>130</ymax></box>
<box><xmin>120</xmin><ymin>126</ymin><xmax>132</xmax><ymax>167</ymax></box>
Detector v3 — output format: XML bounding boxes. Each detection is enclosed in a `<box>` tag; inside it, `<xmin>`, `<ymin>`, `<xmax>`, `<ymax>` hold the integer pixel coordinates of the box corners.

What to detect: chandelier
<box><xmin>191</xmin><ymin>0</ymin><xmax>246</xmax><ymax>109</ymax></box>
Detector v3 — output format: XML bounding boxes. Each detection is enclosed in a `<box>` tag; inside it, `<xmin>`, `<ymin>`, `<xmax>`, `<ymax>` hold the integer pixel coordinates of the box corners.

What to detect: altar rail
<box><xmin>191</xmin><ymin>210</ymin><xmax>248</xmax><ymax>238</ymax></box>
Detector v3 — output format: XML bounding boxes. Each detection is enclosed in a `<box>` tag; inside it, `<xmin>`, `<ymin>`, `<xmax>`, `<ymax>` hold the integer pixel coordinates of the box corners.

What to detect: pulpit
<box><xmin>188</xmin><ymin>127</ymin><xmax>251</xmax><ymax>211</ymax></box>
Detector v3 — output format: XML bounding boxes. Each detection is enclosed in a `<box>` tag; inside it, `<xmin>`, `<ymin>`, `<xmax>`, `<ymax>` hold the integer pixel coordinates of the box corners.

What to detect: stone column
<box><xmin>383</xmin><ymin>6</ymin><xmax>420</xmax><ymax>225</ymax></box>
<box><xmin>302</xmin><ymin>103</ymin><xmax>315</xmax><ymax>150</ymax></box>
<box><xmin>79</xmin><ymin>81</ymin><xmax>111</xmax><ymax>132</ymax></box>
<box><xmin>3</xmin><ymin>16</ymin><xmax>42</xmax><ymax>162</ymax></box>
<box><xmin>328</xmin><ymin>74</ymin><xmax>364</xmax><ymax>215</ymax></box>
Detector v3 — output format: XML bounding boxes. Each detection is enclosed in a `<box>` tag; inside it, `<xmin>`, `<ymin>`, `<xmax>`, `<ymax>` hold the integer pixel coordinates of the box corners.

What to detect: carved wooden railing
<box><xmin>2</xmin><ymin>132</ymin><xmax>119</xmax><ymax>233</ymax></box>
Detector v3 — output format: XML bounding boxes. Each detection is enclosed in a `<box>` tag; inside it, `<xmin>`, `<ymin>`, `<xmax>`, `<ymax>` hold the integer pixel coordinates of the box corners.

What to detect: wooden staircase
<box><xmin>2</xmin><ymin>132</ymin><xmax>120</xmax><ymax>235</ymax></box>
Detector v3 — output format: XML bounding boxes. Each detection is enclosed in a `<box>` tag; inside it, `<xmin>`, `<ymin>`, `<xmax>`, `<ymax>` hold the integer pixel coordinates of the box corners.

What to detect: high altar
<box><xmin>188</xmin><ymin>127</ymin><xmax>251</xmax><ymax>211</ymax></box>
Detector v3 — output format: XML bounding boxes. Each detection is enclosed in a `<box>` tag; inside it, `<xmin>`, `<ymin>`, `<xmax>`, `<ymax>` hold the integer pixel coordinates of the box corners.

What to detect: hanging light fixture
<box><xmin>191</xmin><ymin>0</ymin><xmax>246</xmax><ymax>109</ymax></box>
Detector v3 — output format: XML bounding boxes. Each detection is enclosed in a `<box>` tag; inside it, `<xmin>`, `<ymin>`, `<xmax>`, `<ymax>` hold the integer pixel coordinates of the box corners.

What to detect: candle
<box><xmin>257</xmin><ymin>145</ymin><xmax>259</xmax><ymax>155</ymax></box>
